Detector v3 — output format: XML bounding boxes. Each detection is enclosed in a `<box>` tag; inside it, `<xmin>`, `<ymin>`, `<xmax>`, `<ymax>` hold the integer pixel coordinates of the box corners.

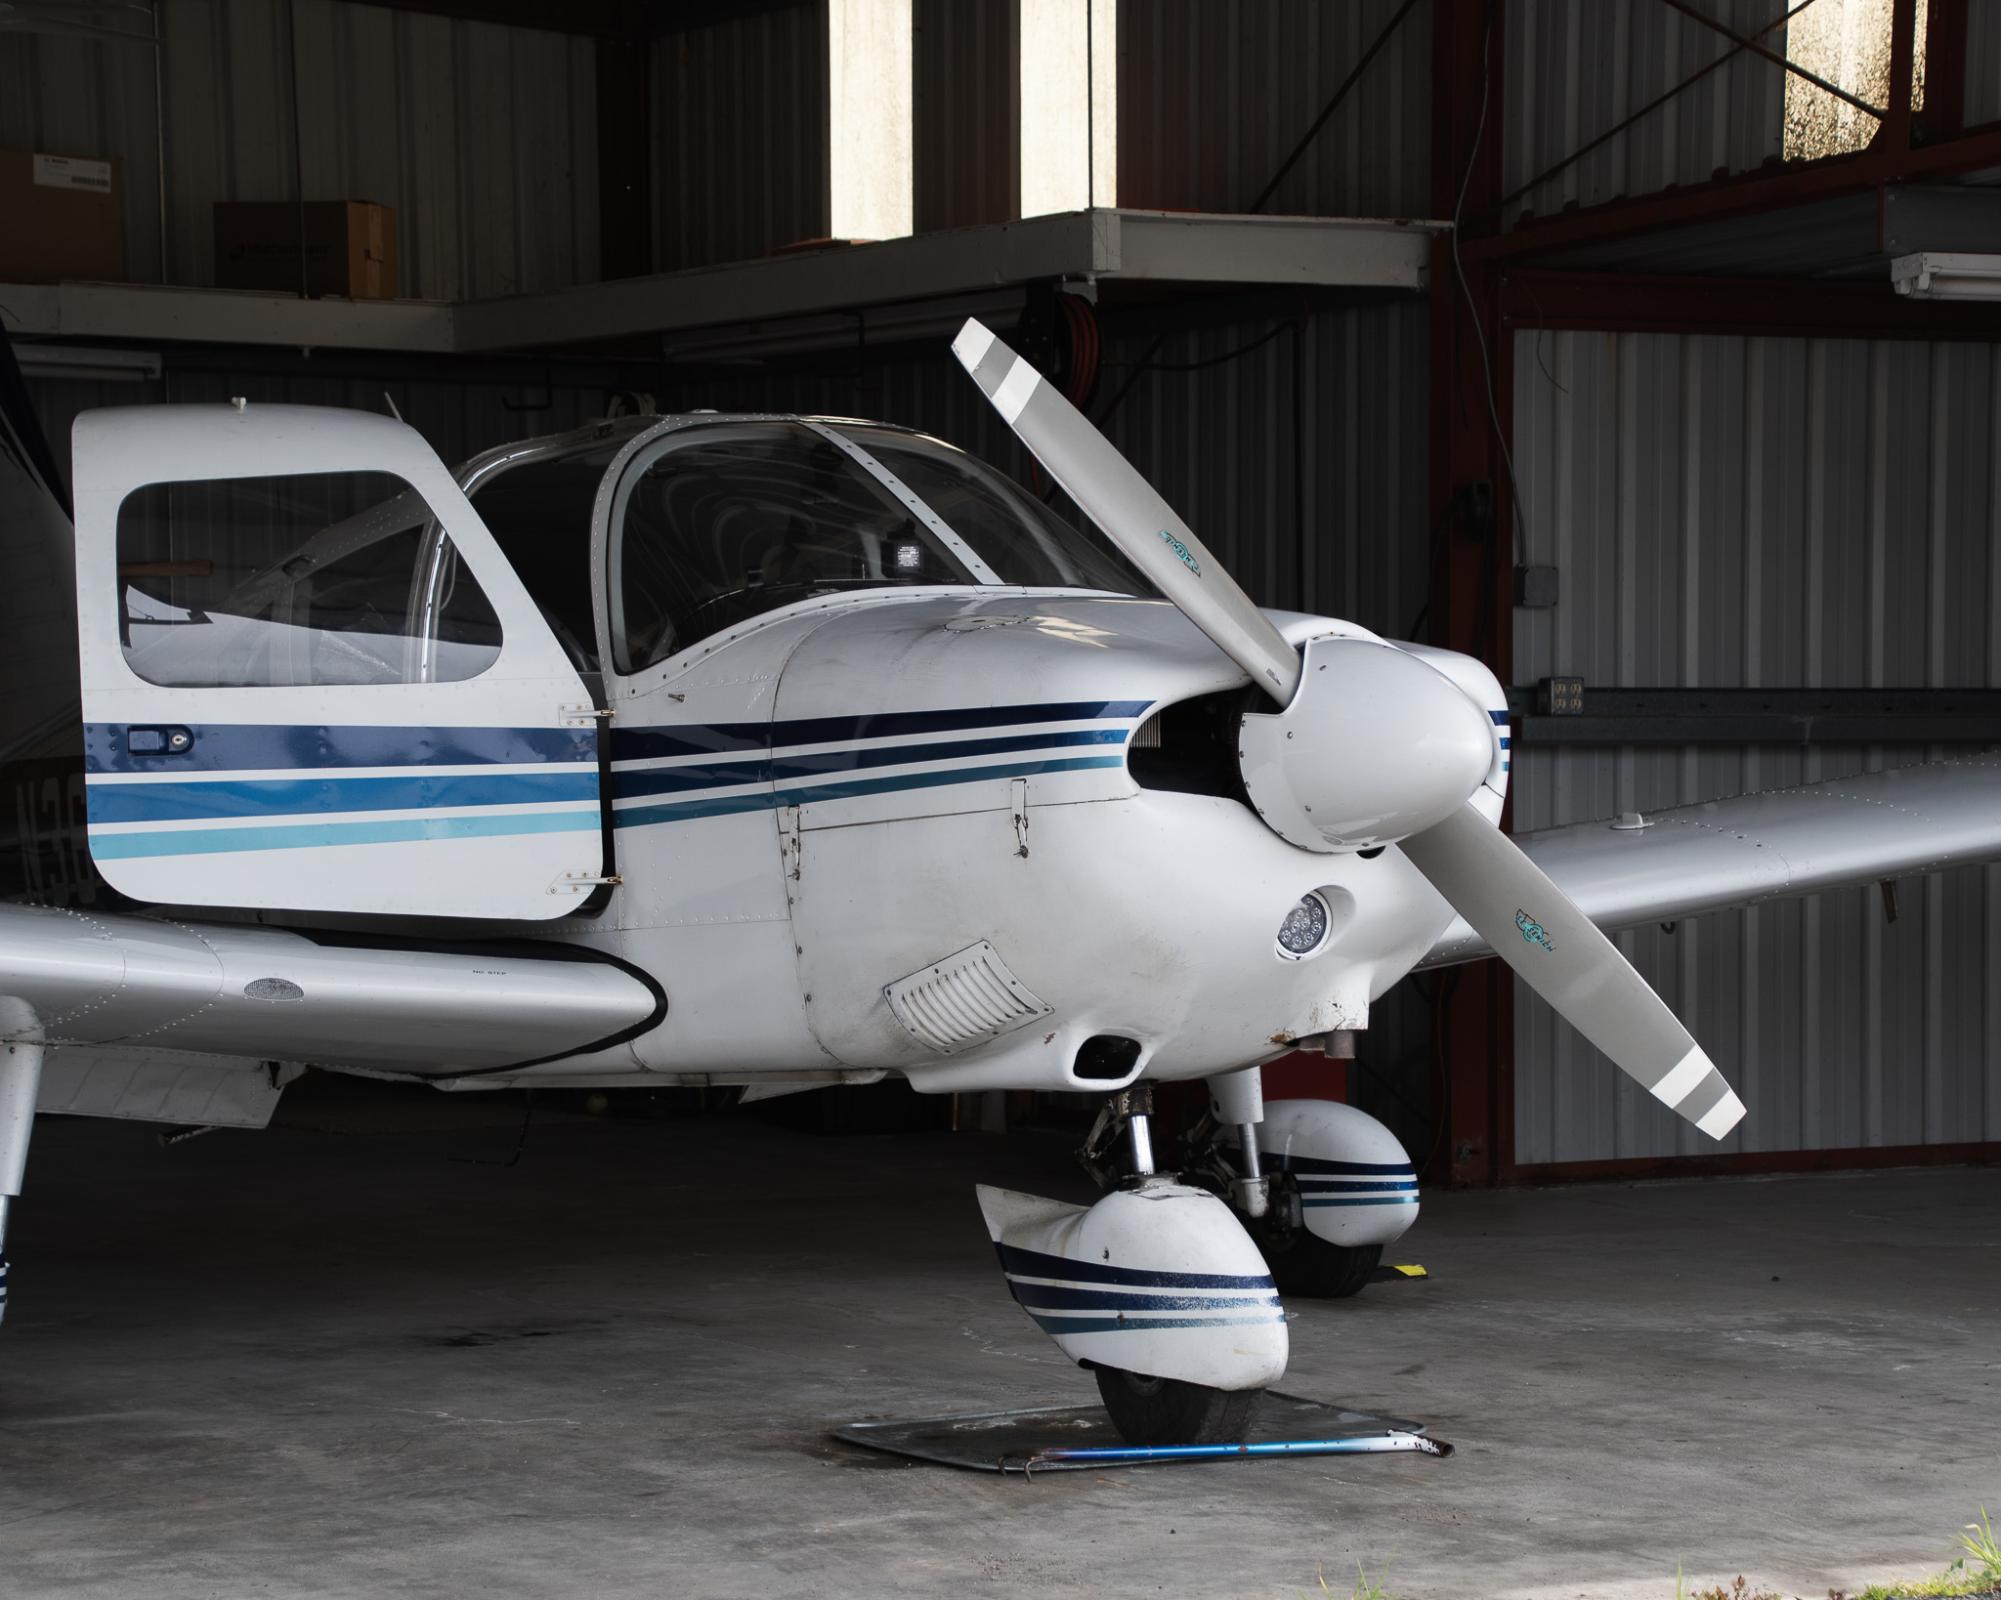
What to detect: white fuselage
<box><xmin>527</xmin><ymin>589</ymin><xmax>1510</xmax><ymax>1094</ymax></box>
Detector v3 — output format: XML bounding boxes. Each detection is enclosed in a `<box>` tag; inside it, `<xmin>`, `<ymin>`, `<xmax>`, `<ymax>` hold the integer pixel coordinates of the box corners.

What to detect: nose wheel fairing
<box><xmin>975</xmin><ymin>1180</ymin><xmax>1288</xmax><ymax>1396</ymax></box>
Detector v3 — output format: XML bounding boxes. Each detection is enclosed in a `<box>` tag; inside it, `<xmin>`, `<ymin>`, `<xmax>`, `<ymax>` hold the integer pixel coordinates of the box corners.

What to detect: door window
<box><xmin>116</xmin><ymin>471</ymin><xmax>502</xmax><ymax>688</ymax></box>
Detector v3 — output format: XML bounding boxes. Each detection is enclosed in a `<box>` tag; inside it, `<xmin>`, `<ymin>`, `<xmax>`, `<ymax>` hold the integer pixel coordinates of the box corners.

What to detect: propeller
<box><xmin>951</xmin><ymin>318</ymin><xmax>1745</xmax><ymax>1142</ymax></box>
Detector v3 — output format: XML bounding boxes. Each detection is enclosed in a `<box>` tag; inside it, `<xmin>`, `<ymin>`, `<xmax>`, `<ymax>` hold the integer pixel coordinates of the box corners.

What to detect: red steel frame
<box><xmin>1431</xmin><ymin>0</ymin><xmax>2001</xmax><ymax>1186</ymax></box>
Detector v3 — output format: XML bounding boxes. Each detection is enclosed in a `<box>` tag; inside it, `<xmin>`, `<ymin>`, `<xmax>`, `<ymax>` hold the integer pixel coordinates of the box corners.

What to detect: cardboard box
<box><xmin>0</xmin><ymin>150</ymin><xmax>124</xmax><ymax>284</ymax></box>
<box><xmin>213</xmin><ymin>201</ymin><xmax>398</xmax><ymax>299</ymax></box>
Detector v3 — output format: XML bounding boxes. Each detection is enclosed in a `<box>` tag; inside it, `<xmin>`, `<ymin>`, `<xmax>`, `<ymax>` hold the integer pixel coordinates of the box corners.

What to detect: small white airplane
<box><xmin>1</xmin><ymin>321</ymin><xmax>1996</xmax><ymax>1446</ymax></box>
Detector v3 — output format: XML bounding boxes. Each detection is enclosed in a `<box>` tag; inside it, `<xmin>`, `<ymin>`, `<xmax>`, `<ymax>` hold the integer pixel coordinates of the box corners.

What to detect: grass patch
<box><xmin>1679</xmin><ymin>1575</ymin><xmax>1784</xmax><ymax>1600</ymax></box>
<box><xmin>1833</xmin><ymin>1508</ymin><xmax>2001</xmax><ymax>1600</ymax></box>
<box><xmin>1308</xmin><ymin>1559</ymin><xmax>1395</xmax><ymax>1600</ymax></box>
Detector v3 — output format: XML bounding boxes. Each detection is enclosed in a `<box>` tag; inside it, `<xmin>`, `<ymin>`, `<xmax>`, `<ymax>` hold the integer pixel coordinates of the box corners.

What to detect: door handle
<box><xmin>127</xmin><ymin>726</ymin><xmax>193</xmax><ymax>756</ymax></box>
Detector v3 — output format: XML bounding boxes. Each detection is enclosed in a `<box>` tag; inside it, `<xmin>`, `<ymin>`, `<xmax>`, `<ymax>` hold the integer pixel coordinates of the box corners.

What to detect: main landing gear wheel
<box><xmin>1250</xmin><ymin>1221</ymin><xmax>1381</xmax><ymax>1299</ymax></box>
<box><xmin>1093</xmin><ymin>1366</ymin><xmax>1264</xmax><ymax>1446</ymax></box>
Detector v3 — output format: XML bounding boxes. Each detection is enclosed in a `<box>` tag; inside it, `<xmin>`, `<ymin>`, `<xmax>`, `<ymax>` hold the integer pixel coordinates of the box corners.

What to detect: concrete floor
<box><xmin>0</xmin><ymin>1081</ymin><xmax>1996</xmax><ymax>1600</ymax></box>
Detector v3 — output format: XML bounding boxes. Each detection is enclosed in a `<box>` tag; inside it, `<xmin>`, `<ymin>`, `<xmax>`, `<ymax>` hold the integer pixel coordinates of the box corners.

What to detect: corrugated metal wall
<box><xmin>1965</xmin><ymin>0</ymin><xmax>2001</xmax><ymax>128</ymax></box>
<box><xmin>653</xmin><ymin>3</ymin><xmax>829</xmax><ymax>271</ymax></box>
<box><xmin>913</xmin><ymin>0</ymin><xmax>1017</xmax><ymax>233</ymax></box>
<box><xmin>0</xmin><ymin>0</ymin><xmax>599</xmax><ymax>298</ymax></box>
<box><xmin>1512</xmin><ymin>328</ymin><xmax>2001</xmax><ymax>1164</ymax></box>
<box><xmin>0</xmin><ymin>17</ymin><xmax>168</xmax><ymax>282</ymax></box>
<box><xmin>1117</xmin><ymin>0</ymin><xmax>1431</xmax><ymax>219</ymax></box>
<box><xmin>1502</xmin><ymin>0</ymin><xmax>1789</xmax><ymax>226</ymax></box>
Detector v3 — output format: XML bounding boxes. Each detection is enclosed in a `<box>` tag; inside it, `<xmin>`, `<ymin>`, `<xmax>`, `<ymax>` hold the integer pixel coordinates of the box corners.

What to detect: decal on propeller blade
<box><xmin>1157</xmin><ymin>529</ymin><xmax>1202</xmax><ymax>576</ymax></box>
<box><xmin>1515</xmin><ymin>910</ymin><xmax>1555</xmax><ymax>953</ymax></box>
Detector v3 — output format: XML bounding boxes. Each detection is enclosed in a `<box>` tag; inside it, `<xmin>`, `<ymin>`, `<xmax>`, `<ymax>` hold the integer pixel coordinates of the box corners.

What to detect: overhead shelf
<box><xmin>2</xmin><ymin>281</ymin><xmax>456</xmax><ymax>355</ymax></box>
<box><xmin>2</xmin><ymin>209</ymin><xmax>1445</xmax><ymax>363</ymax></box>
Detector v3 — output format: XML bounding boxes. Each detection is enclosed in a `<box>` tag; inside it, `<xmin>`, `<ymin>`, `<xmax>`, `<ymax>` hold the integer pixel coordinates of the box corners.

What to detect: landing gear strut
<box><xmin>0</xmin><ymin>1039</ymin><xmax>43</xmax><ymax>1327</ymax></box>
<box><xmin>1061</xmin><ymin>1081</ymin><xmax>1276</xmax><ymax>1445</ymax></box>
<box><xmin>1182</xmin><ymin>1088</ymin><xmax>1421</xmax><ymax>1299</ymax></box>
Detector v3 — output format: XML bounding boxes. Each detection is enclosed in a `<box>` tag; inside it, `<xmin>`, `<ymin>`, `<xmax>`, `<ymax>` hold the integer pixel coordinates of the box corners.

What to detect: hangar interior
<box><xmin>4</xmin><ymin>2</ymin><xmax>2001</xmax><ymax>1596</ymax></box>
<box><xmin>7</xmin><ymin>0</ymin><xmax>2000</xmax><ymax>1181</ymax></box>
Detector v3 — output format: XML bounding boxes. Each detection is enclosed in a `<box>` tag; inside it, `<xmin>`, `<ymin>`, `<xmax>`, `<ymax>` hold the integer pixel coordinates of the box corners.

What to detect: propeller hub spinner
<box><xmin>1237</xmin><ymin>636</ymin><xmax>1496</xmax><ymax>854</ymax></box>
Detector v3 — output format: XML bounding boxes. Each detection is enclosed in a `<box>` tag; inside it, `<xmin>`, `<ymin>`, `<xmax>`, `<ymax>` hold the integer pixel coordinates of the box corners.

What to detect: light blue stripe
<box><xmin>614</xmin><ymin>754</ymin><xmax>1126</xmax><ymax>831</ymax></box>
<box><xmin>90</xmin><ymin>808</ymin><xmax>599</xmax><ymax>860</ymax></box>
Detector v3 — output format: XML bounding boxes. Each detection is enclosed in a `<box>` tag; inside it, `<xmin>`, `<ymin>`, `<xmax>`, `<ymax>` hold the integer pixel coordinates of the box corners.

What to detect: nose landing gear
<box><xmin>978</xmin><ymin>1083</ymin><xmax>1286</xmax><ymax>1447</ymax></box>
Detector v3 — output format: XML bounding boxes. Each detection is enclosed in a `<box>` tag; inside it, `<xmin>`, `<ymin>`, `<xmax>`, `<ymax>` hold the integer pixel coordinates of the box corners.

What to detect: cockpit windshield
<box><xmin>609</xmin><ymin>419</ymin><xmax>1144</xmax><ymax>674</ymax></box>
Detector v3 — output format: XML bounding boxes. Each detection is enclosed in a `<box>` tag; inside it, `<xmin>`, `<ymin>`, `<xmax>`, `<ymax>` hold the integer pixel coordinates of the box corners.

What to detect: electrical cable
<box><xmin>1092</xmin><ymin>0</ymin><xmax>1421</xmax><ymax>432</ymax></box>
<box><xmin>1450</xmin><ymin>7</ymin><xmax>1528</xmax><ymax>573</ymax></box>
<box><xmin>1101</xmin><ymin>318</ymin><xmax>1297</xmax><ymax>375</ymax></box>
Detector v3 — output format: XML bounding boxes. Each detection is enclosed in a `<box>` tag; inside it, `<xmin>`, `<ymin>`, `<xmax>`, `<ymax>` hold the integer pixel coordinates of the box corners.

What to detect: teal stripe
<box><xmin>90</xmin><ymin>807</ymin><xmax>598</xmax><ymax>860</ymax></box>
<box><xmin>88</xmin><ymin>769</ymin><xmax>600</xmax><ymax>825</ymax></box>
<box><xmin>614</xmin><ymin>753</ymin><xmax>1126</xmax><ymax>831</ymax></box>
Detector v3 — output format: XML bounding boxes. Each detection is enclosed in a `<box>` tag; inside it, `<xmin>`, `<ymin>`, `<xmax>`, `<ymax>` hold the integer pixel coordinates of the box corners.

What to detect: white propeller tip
<box><xmin>1696</xmin><ymin>1089</ymin><xmax>1746</xmax><ymax>1141</ymax></box>
<box><xmin>952</xmin><ymin>318</ymin><xmax>996</xmax><ymax>371</ymax></box>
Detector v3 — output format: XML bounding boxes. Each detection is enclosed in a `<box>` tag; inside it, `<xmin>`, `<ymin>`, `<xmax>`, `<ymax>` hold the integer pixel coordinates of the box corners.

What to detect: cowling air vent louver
<box><xmin>883</xmin><ymin>941</ymin><xmax>1052</xmax><ymax>1055</ymax></box>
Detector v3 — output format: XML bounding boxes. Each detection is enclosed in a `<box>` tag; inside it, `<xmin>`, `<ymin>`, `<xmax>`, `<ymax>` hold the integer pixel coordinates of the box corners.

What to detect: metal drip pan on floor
<box><xmin>831</xmin><ymin>1390</ymin><xmax>1450</xmax><ymax>1473</ymax></box>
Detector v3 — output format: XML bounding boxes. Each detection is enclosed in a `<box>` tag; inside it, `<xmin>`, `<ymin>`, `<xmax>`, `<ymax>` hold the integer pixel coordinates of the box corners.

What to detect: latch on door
<box><xmin>127</xmin><ymin>726</ymin><xmax>192</xmax><ymax>756</ymax></box>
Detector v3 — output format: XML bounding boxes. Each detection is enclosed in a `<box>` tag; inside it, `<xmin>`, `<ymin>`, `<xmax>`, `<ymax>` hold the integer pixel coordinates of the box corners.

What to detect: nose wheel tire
<box><xmin>1093</xmin><ymin>1366</ymin><xmax>1265</xmax><ymax>1446</ymax></box>
<box><xmin>1250</xmin><ymin>1226</ymin><xmax>1382</xmax><ymax>1299</ymax></box>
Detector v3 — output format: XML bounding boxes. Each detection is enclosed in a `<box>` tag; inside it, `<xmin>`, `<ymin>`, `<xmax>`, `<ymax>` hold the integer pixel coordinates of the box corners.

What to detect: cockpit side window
<box><xmin>611</xmin><ymin>422</ymin><xmax>978</xmax><ymax>674</ymax></box>
<box><xmin>468</xmin><ymin>454</ymin><xmax>613</xmax><ymax>676</ymax></box>
<box><xmin>836</xmin><ymin>426</ymin><xmax>1146</xmax><ymax>596</ymax></box>
<box><xmin>116</xmin><ymin>471</ymin><xmax>501</xmax><ymax>688</ymax></box>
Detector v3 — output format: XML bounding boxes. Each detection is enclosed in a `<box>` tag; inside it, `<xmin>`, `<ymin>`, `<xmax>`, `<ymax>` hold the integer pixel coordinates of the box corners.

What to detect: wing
<box><xmin>0</xmin><ymin>902</ymin><xmax>662</xmax><ymax>1080</ymax></box>
<box><xmin>1419</xmin><ymin>758</ymin><xmax>2001</xmax><ymax>967</ymax></box>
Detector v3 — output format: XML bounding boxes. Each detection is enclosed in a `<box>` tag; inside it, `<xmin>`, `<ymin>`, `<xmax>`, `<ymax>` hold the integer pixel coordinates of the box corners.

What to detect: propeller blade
<box><xmin>1400</xmin><ymin>802</ymin><xmax>1746</xmax><ymax>1141</ymax></box>
<box><xmin>951</xmin><ymin>319</ymin><xmax>1300</xmax><ymax>705</ymax></box>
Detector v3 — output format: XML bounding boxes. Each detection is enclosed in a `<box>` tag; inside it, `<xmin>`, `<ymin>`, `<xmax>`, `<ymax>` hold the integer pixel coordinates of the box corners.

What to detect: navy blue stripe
<box><xmin>1489</xmin><ymin>709</ymin><xmax>1510</xmax><ymax>724</ymax></box>
<box><xmin>1302</xmin><ymin>1196</ymin><xmax>1418</xmax><ymax>1208</ymax></box>
<box><xmin>609</xmin><ymin>700</ymin><xmax>1150</xmax><ymax>762</ymax></box>
<box><xmin>613</xmin><ymin>754</ymin><xmax>1124</xmax><ymax>829</ymax></box>
<box><xmin>612</xmin><ymin>728</ymin><xmax>1129</xmax><ymax>800</ymax></box>
<box><xmin>612</xmin><ymin>791</ymin><xmax>773</xmax><ymax>828</ymax></box>
<box><xmin>775</xmin><ymin>727</ymin><xmax>1125</xmax><ymax>777</ymax></box>
<box><xmin>87</xmin><ymin>770</ymin><xmax>599</xmax><ymax>825</ymax></box>
<box><xmin>85</xmin><ymin>722</ymin><xmax>597</xmax><ymax>775</ymax></box>
<box><xmin>612</xmin><ymin>758</ymin><xmax>771</xmax><ymax>798</ymax></box>
<box><xmin>1026</xmin><ymin>1312</ymin><xmax>1285</xmax><ymax>1335</ymax></box>
<box><xmin>1007</xmin><ymin>1282</ymin><xmax>1280</xmax><ymax>1312</ymax></box>
<box><xmin>1293</xmin><ymin>1178</ymin><xmax>1419</xmax><ymax>1194</ymax></box>
<box><xmin>1265</xmin><ymin>1154</ymin><xmax>1416</xmax><ymax>1176</ymax></box>
<box><xmin>995</xmin><ymin>1241</ymin><xmax>1273</xmax><ymax>1291</ymax></box>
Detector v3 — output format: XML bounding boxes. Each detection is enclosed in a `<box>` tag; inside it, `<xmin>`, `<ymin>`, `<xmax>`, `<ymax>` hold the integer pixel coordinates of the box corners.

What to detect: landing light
<box><xmin>1276</xmin><ymin>892</ymin><xmax>1331</xmax><ymax>960</ymax></box>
